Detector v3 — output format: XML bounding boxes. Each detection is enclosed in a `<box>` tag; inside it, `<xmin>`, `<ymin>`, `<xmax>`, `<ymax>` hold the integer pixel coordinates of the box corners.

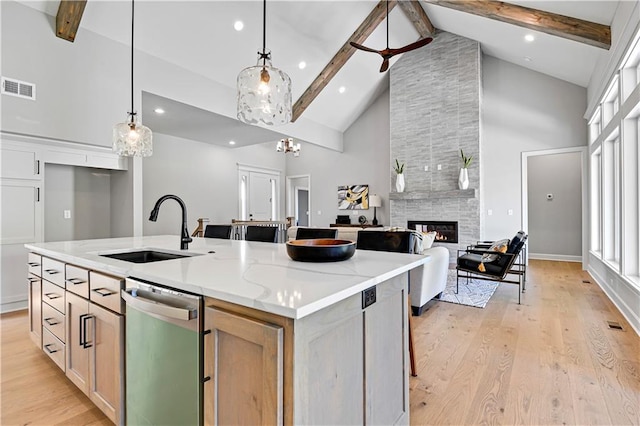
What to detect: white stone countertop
<box><xmin>25</xmin><ymin>235</ymin><xmax>430</xmax><ymax>319</ymax></box>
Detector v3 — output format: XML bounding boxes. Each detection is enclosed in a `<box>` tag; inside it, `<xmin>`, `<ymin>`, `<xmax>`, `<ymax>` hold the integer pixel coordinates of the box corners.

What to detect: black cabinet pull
<box><xmin>80</xmin><ymin>314</ymin><xmax>93</xmax><ymax>349</ymax></box>
<box><xmin>92</xmin><ymin>288</ymin><xmax>115</xmax><ymax>297</ymax></box>
<box><xmin>27</xmin><ymin>277</ymin><xmax>39</xmax><ymax>284</ymax></box>
<box><xmin>27</xmin><ymin>262</ymin><xmax>40</xmax><ymax>267</ymax></box>
<box><xmin>44</xmin><ymin>292</ymin><xmax>62</xmax><ymax>300</ymax></box>
<box><xmin>43</xmin><ymin>343</ymin><xmax>58</xmax><ymax>354</ymax></box>
<box><xmin>43</xmin><ymin>317</ymin><xmax>59</xmax><ymax>326</ymax></box>
<box><xmin>66</xmin><ymin>278</ymin><xmax>86</xmax><ymax>285</ymax></box>
<box><xmin>44</xmin><ymin>269</ymin><xmax>60</xmax><ymax>275</ymax></box>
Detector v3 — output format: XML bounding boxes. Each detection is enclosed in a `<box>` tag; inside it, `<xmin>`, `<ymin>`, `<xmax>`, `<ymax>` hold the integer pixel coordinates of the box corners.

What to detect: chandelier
<box><xmin>276</xmin><ymin>138</ymin><xmax>300</xmax><ymax>157</ymax></box>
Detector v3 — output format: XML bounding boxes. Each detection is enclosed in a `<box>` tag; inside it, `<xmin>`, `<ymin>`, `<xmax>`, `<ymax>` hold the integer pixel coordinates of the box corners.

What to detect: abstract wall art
<box><xmin>338</xmin><ymin>185</ymin><xmax>369</xmax><ymax>210</ymax></box>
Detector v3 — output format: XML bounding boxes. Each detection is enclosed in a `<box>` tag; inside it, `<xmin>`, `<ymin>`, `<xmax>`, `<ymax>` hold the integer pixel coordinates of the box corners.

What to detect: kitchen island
<box><xmin>26</xmin><ymin>235</ymin><xmax>429</xmax><ymax>425</ymax></box>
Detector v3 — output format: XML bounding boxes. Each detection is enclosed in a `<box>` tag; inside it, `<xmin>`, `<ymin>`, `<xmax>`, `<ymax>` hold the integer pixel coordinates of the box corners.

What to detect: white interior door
<box><xmin>249</xmin><ymin>172</ymin><xmax>274</xmax><ymax>221</ymax></box>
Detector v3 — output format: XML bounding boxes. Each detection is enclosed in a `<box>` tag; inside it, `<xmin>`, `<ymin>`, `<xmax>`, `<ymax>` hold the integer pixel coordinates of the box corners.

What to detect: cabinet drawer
<box><xmin>66</xmin><ymin>264</ymin><xmax>89</xmax><ymax>298</ymax></box>
<box><xmin>90</xmin><ymin>272</ymin><xmax>124</xmax><ymax>314</ymax></box>
<box><xmin>42</xmin><ymin>280</ymin><xmax>65</xmax><ymax>313</ymax></box>
<box><xmin>42</xmin><ymin>328</ymin><xmax>65</xmax><ymax>372</ymax></box>
<box><xmin>28</xmin><ymin>253</ymin><xmax>42</xmax><ymax>277</ymax></box>
<box><xmin>42</xmin><ymin>257</ymin><xmax>65</xmax><ymax>288</ymax></box>
<box><xmin>42</xmin><ymin>302</ymin><xmax>65</xmax><ymax>342</ymax></box>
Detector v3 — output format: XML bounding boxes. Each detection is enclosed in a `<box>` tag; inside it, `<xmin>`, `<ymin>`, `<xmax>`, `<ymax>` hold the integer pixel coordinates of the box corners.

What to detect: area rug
<box><xmin>438</xmin><ymin>269</ymin><xmax>499</xmax><ymax>308</ymax></box>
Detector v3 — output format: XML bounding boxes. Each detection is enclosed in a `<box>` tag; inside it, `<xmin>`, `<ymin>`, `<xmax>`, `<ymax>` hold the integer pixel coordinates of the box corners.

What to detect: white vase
<box><xmin>458</xmin><ymin>168</ymin><xmax>469</xmax><ymax>190</ymax></box>
<box><xmin>396</xmin><ymin>173</ymin><xmax>405</xmax><ymax>193</ymax></box>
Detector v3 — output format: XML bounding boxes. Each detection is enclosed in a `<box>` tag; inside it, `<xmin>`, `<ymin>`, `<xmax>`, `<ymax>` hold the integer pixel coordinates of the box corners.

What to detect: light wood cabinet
<box><xmin>27</xmin><ymin>274</ymin><xmax>42</xmax><ymax>347</ymax></box>
<box><xmin>65</xmin><ymin>285</ymin><xmax>124</xmax><ymax>425</ymax></box>
<box><xmin>204</xmin><ymin>307</ymin><xmax>284</xmax><ymax>426</ymax></box>
<box><xmin>204</xmin><ymin>273</ymin><xmax>409</xmax><ymax>426</ymax></box>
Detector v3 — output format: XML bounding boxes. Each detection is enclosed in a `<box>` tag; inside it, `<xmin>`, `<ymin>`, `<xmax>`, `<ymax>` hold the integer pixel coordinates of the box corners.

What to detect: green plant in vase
<box><xmin>459</xmin><ymin>149</ymin><xmax>472</xmax><ymax>189</ymax></box>
<box><xmin>394</xmin><ymin>159</ymin><xmax>405</xmax><ymax>192</ymax></box>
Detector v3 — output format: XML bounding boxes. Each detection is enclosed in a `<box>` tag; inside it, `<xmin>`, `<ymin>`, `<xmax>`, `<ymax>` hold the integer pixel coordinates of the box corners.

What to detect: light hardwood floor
<box><xmin>410</xmin><ymin>260</ymin><xmax>640</xmax><ymax>425</ymax></box>
<box><xmin>1</xmin><ymin>260</ymin><xmax>638</xmax><ymax>425</ymax></box>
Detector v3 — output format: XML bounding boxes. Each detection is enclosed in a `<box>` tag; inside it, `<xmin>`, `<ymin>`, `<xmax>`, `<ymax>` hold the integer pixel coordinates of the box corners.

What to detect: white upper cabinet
<box><xmin>1</xmin><ymin>147</ymin><xmax>40</xmax><ymax>180</ymax></box>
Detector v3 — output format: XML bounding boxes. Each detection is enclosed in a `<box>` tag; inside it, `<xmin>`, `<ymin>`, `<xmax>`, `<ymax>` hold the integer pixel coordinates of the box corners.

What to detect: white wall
<box><xmin>285</xmin><ymin>89</ymin><xmax>391</xmax><ymax>228</ymax></box>
<box><xmin>481</xmin><ymin>56</ymin><xmax>588</xmax><ymax>240</ymax></box>
<box><xmin>527</xmin><ymin>152</ymin><xmax>582</xmax><ymax>259</ymax></box>
<box><xmin>142</xmin><ymin>133</ymin><xmax>286</xmax><ymax>236</ymax></box>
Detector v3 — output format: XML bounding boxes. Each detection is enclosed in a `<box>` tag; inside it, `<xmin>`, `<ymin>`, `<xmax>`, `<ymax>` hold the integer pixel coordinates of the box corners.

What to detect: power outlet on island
<box><xmin>362</xmin><ymin>286</ymin><xmax>376</xmax><ymax>309</ymax></box>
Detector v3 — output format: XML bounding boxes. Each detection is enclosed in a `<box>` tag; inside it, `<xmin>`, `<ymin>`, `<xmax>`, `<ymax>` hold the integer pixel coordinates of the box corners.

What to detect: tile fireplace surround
<box><xmin>389</xmin><ymin>31</ymin><xmax>482</xmax><ymax>260</ymax></box>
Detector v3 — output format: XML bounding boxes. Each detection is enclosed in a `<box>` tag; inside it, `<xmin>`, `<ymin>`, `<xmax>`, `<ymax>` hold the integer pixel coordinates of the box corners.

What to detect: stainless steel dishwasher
<box><xmin>122</xmin><ymin>278</ymin><xmax>204</xmax><ymax>425</ymax></box>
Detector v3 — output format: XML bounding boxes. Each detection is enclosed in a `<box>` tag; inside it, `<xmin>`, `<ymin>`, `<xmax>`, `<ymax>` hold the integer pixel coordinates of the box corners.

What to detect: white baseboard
<box><xmin>529</xmin><ymin>253</ymin><xmax>582</xmax><ymax>262</ymax></box>
<box><xmin>1</xmin><ymin>300</ymin><xmax>28</xmax><ymax>314</ymax></box>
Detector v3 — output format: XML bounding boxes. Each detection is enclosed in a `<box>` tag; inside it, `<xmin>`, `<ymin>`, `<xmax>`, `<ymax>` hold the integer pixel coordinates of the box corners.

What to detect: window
<box><xmin>602</xmin><ymin>136</ymin><xmax>621</xmax><ymax>268</ymax></box>
<box><xmin>602</xmin><ymin>76</ymin><xmax>619</xmax><ymax>127</ymax></box>
<box><xmin>589</xmin><ymin>108</ymin><xmax>602</xmax><ymax>144</ymax></box>
<box><xmin>590</xmin><ymin>150</ymin><xmax>602</xmax><ymax>255</ymax></box>
<box><xmin>620</xmin><ymin>31</ymin><xmax>640</xmax><ymax>101</ymax></box>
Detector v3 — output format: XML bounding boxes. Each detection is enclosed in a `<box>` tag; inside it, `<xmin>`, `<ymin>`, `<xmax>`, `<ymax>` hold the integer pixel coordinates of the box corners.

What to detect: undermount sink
<box><xmin>100</xmin><ymin>250</ymin><xmax>199</xmax><ymax>264</ymax></box>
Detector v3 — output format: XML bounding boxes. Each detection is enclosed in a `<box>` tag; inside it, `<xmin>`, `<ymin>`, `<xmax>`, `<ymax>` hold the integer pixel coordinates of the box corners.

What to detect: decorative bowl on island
<box><xmin>285</xmin><ymin>239</ymin><xmax>356</xmax><ymax>262</ymax></box>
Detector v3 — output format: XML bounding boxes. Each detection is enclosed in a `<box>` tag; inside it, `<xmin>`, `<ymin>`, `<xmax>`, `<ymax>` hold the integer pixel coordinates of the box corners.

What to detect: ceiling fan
<box><xmin>350</xmin><ymin>0</ymin><xmax>433</xmax><ymax>73</ymax></box>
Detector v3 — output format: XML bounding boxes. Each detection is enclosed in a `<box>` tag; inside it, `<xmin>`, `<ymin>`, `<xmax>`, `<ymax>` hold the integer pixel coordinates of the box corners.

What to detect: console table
<box><xmin>331</xmin><ymin>224</ymin><xmax>384</xmax><ymax>228</ymax></box>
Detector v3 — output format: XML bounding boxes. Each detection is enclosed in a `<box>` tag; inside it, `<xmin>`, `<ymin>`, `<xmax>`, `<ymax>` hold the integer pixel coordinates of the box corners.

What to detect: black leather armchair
<box><xmin>456</xmin><ymin>231</ymin><xmax>528</xmax><ymax>304</ymax></box>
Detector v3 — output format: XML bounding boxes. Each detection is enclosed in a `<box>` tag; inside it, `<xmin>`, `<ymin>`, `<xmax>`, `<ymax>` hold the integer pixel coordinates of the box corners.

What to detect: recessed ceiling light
<box><xmin>524</xmin><ymin>56</ymin><xmax>532</xmax><ymax>62</ymax></box>
<box><xmin>298</xmin><ymin>61</ymin><xmax>307</xmax><ymax>70</ymax></box>
<box><xmin>524</xmin><ymin>34</ymin><xmax>535</xmax><ymax>42</ymax></box>
<box><xmin>154</xmin><ymin>108</ymin><xmax>165</xmax><ymax>114</ymax></box>
<box><xmin>229</xmin><ymin>140</ymin><xmax>236</xmax><ymax>145</ymax></box>
<box><xmin>338</xmin><ymin>86</ymin><xmax>346</xmax><ymax>94</ymax></box>
<box><xmin>234</xmin><ymin>21</ymin><xmax>244</xmax><ymax>31</ymax></box>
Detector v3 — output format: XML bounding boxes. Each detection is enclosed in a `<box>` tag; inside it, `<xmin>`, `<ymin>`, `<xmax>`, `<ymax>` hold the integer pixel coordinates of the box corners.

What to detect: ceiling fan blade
<box><xmin>350</xmin><ymin>41</ymin><xmax>381</xmax><ymax>54</ymax></box>
<box><xmin>379</xmin><ymin>58</ymin><xmax>390</xmax><ymax>73</ymax></box>
<box><xmin>389</xmin><ymin>37</ymin><xmax>434</xmax><ymax>55</ymax></box>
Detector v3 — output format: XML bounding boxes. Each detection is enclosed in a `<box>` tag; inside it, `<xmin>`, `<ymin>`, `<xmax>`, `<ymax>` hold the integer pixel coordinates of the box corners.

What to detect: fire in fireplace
<box><xmin>407</xmin><ymin>221</ymin><xmax>458</xmax><ymax>243</ymax></box>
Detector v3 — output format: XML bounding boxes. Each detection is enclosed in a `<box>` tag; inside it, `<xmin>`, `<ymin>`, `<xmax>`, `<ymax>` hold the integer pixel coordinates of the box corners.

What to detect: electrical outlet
<box><xmin>487</xmin><ymin>209</ymin><xmax>493</xmax><ymax>216</ymax></box>
<box><xmin>352</xmin><ymin>211</ymin><xmax>358</xmax><ymax>215</ymax></box>
<box><xmin>508</xmin><ymin>209</ymin><xmax>513</xmax><ymax>216</ymax></box>
<box><xmin>317</xmin><ymin>210</ymin><xmax>322</xmax><ymax>215</ymax></box>
<box><xmin>424</xmin><ymin>165</ymin><xmax>429</xmax><ymax>172</ymax></box>
<box><xmin>64</xmin><ymin>210</ymin><xmax>71</xmax><ymax>219</ymax></box>
<box><xmin>362</xmin><ymin>286</ymin><xmax>376</xmax><ymax>309</ymax></box>
<box><xmin>437</xmin><ymin>164</ymin><xmax>442</xmax><ymax>171</ymax></box>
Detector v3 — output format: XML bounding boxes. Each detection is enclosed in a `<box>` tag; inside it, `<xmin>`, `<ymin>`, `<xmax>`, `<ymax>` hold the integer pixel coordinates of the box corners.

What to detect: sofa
<box><xmin>287</xmin><ymin>226</ymin><xmax>449</xmax><ymax>315</ymax></box>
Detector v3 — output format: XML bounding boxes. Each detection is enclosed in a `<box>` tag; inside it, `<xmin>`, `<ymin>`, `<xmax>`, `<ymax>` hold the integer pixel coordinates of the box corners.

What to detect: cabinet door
<box><xmin>0</xmin><ymin>179</ymin><xmax>41</xmax><ymax>244</ymax></box>
<box><xmin>0</xmin><ymin>147</ymin><xmax>39</xmax><ymax>180</ymax></box>
<box><xmin>89</xmin><ymin>302</ymin><xmax>123</xmax><ymax>425</ymax></box>
<box><xmin>65</xmin><ymin>292</ymin><xmax>90</xmax><ymax>395</ymax></box>
<box><xmin>27</xmin><ymin>275</ymin><xmax>42</xmax><ymax>347</ymax></box>
<box><xmin>204</xmin><ymin>307</ymin><xmax>283</xmax><ymax>426</ymax></box>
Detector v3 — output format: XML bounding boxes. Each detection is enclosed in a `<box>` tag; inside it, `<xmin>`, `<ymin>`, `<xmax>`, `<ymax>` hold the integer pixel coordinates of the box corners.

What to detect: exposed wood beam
<box><xmin>291</xmin><ymin>0</ymin><xmax>397</xmax><ymax>123</ymax></box>
<box><xmin>56</xmin><ymin>0</ymin><xmax>87</xmax><ymax>42</ymax></box>
<box><xmin>422</xmin><ymin>0</ymin><xmax>610</xmax><ymax>49</ymax></box>
<box><xmin>398</xmin><ymin>1</ymin><xmax>435</xmax><ymax>37</ymax></box>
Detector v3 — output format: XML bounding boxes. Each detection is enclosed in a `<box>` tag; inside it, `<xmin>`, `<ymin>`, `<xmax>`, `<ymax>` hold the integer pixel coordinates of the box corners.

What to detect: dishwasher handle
<box><xmin>122</xmin><ymin>289</ymin><xmax>197</xmax><ymax>321</ymax></box>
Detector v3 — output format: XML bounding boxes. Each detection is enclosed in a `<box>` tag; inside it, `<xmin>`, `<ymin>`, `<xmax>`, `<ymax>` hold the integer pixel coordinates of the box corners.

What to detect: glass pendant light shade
<box><xmin>113</xmin><ymin>115</ymin><xmax>153</xmax><ymax>157</ymax></box>
<box><xmin>237</xmin><ymin>52</ymin><xmax>292</xmax><ymax>126</ymax></box>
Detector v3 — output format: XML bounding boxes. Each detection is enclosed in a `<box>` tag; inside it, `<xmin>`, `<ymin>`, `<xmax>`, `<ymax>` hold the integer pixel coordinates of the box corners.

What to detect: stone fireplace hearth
<box><xmin>408</xmin><ymin>220</ymin><xmax>459</xmax><ymax>243</ymax></box>
<box><xmin>389</xmin><ymin>31</ymin><xmax>482</xmax><ymax>261</ymax></box>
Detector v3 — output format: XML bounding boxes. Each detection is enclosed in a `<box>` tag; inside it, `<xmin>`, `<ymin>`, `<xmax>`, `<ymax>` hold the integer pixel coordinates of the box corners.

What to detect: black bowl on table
<box><xmin>286</xmin><ymin>239</ymin><xmax>356</xmax><ymax>262</ymax></box>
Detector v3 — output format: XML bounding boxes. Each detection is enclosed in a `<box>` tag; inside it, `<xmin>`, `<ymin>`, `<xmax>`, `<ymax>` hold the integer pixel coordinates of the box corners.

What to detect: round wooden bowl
<box><xmin>285</xmin><ymin>239</ymin><xmax>356</xmax><ymax>262</ymax></box>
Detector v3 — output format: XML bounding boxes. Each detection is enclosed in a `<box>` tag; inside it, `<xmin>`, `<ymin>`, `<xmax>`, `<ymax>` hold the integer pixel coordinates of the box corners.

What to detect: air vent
<box><xmin>607</xmin><ymin>321</ymin><xmax>624</xmax><ymax>331</ymax></box>
<box><xmin>1</xmin><ymin>76</ymin><xmax>36</xmax><ymax>100</ymax></box>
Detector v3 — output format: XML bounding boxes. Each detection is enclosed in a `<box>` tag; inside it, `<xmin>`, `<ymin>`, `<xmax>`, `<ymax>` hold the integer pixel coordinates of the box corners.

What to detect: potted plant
<box><xmin>459</xmin><ymin>149</ymin><xmax>472</xmax><ymax>190</ymax></box>
<box><xmin>394</xmin><ymin>159</ymin><xmax>405</xmax><ymax>192</ymax></box>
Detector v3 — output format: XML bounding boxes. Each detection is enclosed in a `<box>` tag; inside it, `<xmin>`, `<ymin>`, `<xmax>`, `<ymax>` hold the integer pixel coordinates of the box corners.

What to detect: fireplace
<box><xmin>407</xmin><ymin>221</ymin><xmax>458</xmax><ymax>243</ymax></box>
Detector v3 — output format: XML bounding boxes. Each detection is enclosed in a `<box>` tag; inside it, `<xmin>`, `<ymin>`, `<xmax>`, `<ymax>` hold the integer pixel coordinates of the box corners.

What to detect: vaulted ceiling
<box><xmin>20</xmin><ymin>0</ymin><xmax>619</xmax><ymax>145</ymax></box>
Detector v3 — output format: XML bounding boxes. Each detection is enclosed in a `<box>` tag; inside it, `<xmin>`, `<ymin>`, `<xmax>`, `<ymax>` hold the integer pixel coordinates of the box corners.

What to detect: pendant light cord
<box><xmin>129</xmin><ymin>0</ymin><xmax>135</xmax><ymax>122</ymax></box>
<box><xmin>262</xmin><ymin>0</ymin><xmax>267</xmax><ymax>67</ymax></box>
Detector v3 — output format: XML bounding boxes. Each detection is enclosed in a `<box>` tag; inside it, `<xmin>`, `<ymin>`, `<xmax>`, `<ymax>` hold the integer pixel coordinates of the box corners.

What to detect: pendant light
<box><xmin>113</xmin><ymin>0</ymin><xmax>152</xmax><ymax>157</ymax></box>
<box><xmin>237</xmin><ymin>0</ymin><xmax>292</xmax><ymax>126</ymax></box>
